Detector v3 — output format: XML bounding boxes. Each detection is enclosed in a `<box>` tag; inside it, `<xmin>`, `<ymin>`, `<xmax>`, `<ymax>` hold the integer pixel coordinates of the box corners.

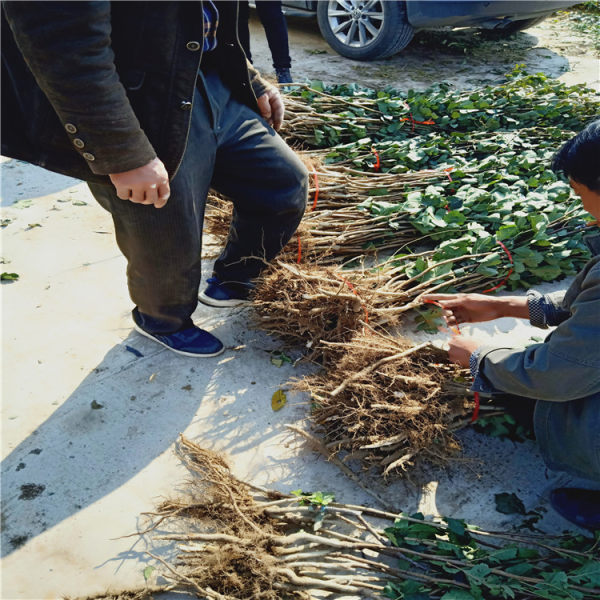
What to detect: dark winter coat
<box><xmin>1</xmin><ymin>1</ymin><xmax>268</xmax><ymax>183</ymax></box>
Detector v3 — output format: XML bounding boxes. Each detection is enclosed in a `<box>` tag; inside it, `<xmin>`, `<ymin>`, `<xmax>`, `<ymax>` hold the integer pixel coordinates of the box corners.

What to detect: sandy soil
<box><xmin>0</xmin><ymin>8</ymin><xmax>598</xmax><ymax>599</ymax></box>
<box><xmin>249</xmin><ymin>7</ymin><xmax>599</xmax><ymax>91</ymax></box>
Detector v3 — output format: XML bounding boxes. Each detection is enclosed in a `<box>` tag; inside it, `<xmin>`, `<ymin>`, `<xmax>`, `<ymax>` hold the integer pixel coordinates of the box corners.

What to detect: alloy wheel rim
<box><xmin>327</xmin><ymin>0</ymin><xmax>385</xmax><ymax>49</ymax></box>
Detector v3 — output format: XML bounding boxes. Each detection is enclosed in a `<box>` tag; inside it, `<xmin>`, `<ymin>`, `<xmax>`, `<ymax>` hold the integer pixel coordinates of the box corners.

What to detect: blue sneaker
<box><xmin>550</xmin><ymin>488</ymin><xmax>600</xmax><ymax>530</ymax></box>
<box><xmin>199</xmin><ymin>277</ymin><xmax>252</xmax><ymax>308</ymax></box>
<box><xmin>133</xmin><ymin>323</ymin><xmax>224</xmax><ymax>357</ymax></box>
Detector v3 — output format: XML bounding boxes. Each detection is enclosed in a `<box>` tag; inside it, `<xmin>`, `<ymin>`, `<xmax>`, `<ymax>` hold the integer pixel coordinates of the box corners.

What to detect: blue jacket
<box><xmin>472</xmin><ymin>232</ymin><xmax>600</xmax><ymax>401</ymax></box>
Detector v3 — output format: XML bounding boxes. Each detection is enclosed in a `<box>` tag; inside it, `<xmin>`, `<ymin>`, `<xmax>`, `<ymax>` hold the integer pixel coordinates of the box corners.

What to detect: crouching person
<box><xmin>424</xmin><ymin>120</ymin><xmax>600</xmax><ymax>529</ymax></box>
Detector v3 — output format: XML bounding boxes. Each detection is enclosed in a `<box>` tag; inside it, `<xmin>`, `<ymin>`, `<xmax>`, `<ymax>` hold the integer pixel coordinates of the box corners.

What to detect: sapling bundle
<box><xmin>250</xmin><ymin>261</ymin><xmax>386</xmax><ymax>362</ymax></box>
<box><xmin>281</xmin><ymin>69</ymin><xmax>599</xmax><ymax>149</ymax></box>
<box><xmin>204</xmin><ymin>163</ymin><xmax>448</xmax><ymax>262</ymax></box>
<box><xmin>105</xmin><ymin>436</ymin><xmax>600</xmax><ymax>600</ymax></box>
<box><xmin>296</xmin><ymin>332</ymin><xmax>473</xmax><ymax>476</ymax></box>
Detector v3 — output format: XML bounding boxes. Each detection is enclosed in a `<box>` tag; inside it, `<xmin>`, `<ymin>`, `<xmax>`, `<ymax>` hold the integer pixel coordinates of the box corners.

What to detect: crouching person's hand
<box><xmin>447</xmin><ymin>335</ymin><xmax>482</xmax><ymax>368</ymax></box>
<box><xmin>109</xmin><ymin>157</ymin><xmax>171</xmax><ymax>208</ymax></box>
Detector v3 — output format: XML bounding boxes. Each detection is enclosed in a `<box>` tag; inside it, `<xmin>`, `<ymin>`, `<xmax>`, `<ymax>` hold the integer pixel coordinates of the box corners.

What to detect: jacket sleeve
<box><xmin>2</xmin><ymin>1</ymin><xmax>156</xmax><ymax>175</ymax></box>
<box><xmin>247</xmin><ymin>59</ymin><xmax>269</xmax><ymax>99</ymax></box>
<box><xmin>473</xmin><ymin>261</ymin><xmax>600</xmax><ymax>401</ymax></box>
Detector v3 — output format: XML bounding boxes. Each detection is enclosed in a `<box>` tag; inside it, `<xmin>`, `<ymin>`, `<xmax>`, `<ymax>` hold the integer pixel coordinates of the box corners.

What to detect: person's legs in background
<box><xmin>238</xmin><ymin>0</ymin><xmax>293</xmax><ymax>84</ymax></box>
<box><xmin>255</xmin><ymin>1</ymin><xmax>292</xmax><ymax>83</ymax></box>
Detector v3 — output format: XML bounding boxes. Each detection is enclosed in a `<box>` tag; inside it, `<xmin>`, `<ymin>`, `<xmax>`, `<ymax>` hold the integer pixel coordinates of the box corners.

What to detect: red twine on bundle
<box><xmin>481</xmin><ymin>240</ymin><xmax>514</xmax><ymax>293</ymax></box>
<box><xmin>310</xmin><ymin>166</ymin><xmax>319</xmax><ymax>212</ymax></box>
<box><xmin>296</xmin><ymin>233</ymin><xmax>302</xmax><ymax>264</ymax></box>
<box><xmin>297</xmin><ymin>168</ymin><xmax>320</xmax><ymax>262</ymax></box>
<box><xmin>471</xmin><ymin>392</ymin><xmax>481</xmax><ymax>423</ymax></box>
<box><xmin>423</xmin><ymin>299</ymin><xmax>460</xmax><ymax>335</ymax></box>
<box><xmin>335</xmin><ymin>273</ymin><xmax>369</xmax><ymax>325</ymax></box>
<box><xmin>371</xmin><ymin>146</ymin><xmax>381</xmax><ymax>172</ymax></box>
<box><xmin>400</xmin><ymin>113</ymin><xmax>435</xmax><ymax>132</ymax></box>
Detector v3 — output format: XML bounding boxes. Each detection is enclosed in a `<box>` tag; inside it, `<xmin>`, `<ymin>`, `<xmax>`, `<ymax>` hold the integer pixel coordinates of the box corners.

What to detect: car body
<box><xmin>281</xmin><ymin>0</ymin><xmax>579</xmax><ymax>60</ymax></box>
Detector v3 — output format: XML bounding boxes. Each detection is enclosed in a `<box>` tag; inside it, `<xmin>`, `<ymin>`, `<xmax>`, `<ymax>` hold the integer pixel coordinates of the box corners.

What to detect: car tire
<box><xmin>316</xmin><ymin>0</ymin><xmax>414</xmax><ymax>61</ymax></box>
<box><xmin>485</xmin><ymin>15</ymin><xmax>547</xmax><ymax>37</ymax></box>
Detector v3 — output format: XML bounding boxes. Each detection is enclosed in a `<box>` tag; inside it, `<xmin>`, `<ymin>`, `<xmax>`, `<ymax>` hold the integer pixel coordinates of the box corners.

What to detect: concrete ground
<box><xmin>1</xmin><ymin>9</ymin><xmax>598</xmax><ymax>600</ymax></box>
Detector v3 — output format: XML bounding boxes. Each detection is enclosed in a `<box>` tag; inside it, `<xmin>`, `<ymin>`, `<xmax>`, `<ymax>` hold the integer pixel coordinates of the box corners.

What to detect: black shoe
<box><xmin>550</xmin><ymin>488</ymin><xmax>600</xmax><ymax>530</ymax></box>
<box><xmin>275</xmin><ymin>68</ymin><xmax>293</xmax><ymax>84</ymax></box>
<box><xmin>133</xmin><ymin>322</ymin><xmax>224</xmax><ymax>357</ymax></box>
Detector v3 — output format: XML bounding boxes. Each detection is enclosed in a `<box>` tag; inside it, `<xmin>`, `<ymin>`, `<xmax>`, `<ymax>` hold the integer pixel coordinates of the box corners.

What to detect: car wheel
<box><xmin>316</xmin><ymin>0</ymin><xmax>414</xmax><ymax>61</ymax></box>
<box><xmin>485</xmin><ymin>15</ymin><xmax>547</xmax><ymax>37</ymax></box>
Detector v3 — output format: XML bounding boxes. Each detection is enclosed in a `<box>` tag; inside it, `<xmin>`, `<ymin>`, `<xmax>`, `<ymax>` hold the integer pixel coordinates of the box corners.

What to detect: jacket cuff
<box><xmin>59</xmin><ymin>114</ymin><xmax>157</xmax><ymax>175</ymax></box>
<box><xmin>247</xmin><ymin>60</ymin><xmax>269</xmax><ymax>99</ymax></box>
<box><xmin>469</xmin><ymin>344</ymin><xmax>506</xmax><ymax>396</ymax></box>
<box><xmin>469</xmin><ymin>347</ymin><xmax>481</xmax><ymax>379</ymax></box>
<box><xmin>527</xmin><ymin>290</ymin><xmax>548</xmax><ymax>328</ymax></box>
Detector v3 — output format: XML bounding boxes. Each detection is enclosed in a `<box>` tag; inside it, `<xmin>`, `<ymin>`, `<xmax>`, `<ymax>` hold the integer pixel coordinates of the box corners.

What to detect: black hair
<box><xmin>552</xmin><ymin>119</ymin><xmax>600</xmax><ymax>191</ymax></box>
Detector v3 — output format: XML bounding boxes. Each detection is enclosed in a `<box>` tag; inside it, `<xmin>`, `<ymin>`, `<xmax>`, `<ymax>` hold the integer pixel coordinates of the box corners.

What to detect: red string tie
<box><xmin>311</xmin><ymin>167</ymin><xmax>319</xmax><ymax>212</ymax></box>
<box><xmin>336</xmin><ymin>274</ymin><xmax>369</xmax><ymax>325</ymax></box>
<box><xmin>423</xmin><ymin>299</ymin><xmax>460</xmax><ymax>335</ymax></box>
<box><xmin>371</xmin><ymin>146</ymin><xmax>381</xmax><ymax>172</ymax></box>
<box><xmin>400</xmin><ymin>114</ymin><xmax>436</xmax><ymax>131</ymax></box>
<box><xmin>296</xmin><ymin>233</ymin><xmax>302</xmax><ymax>264</ymax></box>
<box><xmin>297</xmin><ymin>167</ymin><xmax>320</xmax><ymax>262</ymax></box>
<box><xmin>471</xmin><ymin>391</ymin><xmax>480</xmax><ymax>423</ymax></box>
<box><xmin>481</xmin><ymin>240</ymin><xmax>514</xmax><ymax>293</ymax></box>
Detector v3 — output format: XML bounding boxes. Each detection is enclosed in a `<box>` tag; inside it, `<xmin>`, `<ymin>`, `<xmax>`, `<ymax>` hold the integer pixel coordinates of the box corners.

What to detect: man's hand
<box><xmin>422</xmin><ymin>293</ymin><xmax>529</xmax><ymax>327</ymax></box>
<box><xmin>257</xmin><ymin>87</ymin><xmax>284</xmax><ymax>131</ymax></box>
<box><xmin>447</xmin><ymin>335</ymin><xmax>482</xmax><ymax>367</ymax></box>
<box><xmin>109</xmin><ymin>157</ymin><xmax>170</xmax><ymax>208</ymax></box>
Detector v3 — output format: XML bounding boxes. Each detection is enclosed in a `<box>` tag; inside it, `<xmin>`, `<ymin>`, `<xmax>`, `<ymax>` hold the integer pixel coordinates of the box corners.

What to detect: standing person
<box><xmin>238</xmin><ymin>1</ymin><xmax>293</xmax><ymax>84</ymax></box>
<box><xmin>424</xmin><ymin>120</ymin><xmax>600</xmax><ymax>529</ymax></box>
<box><xmin>2</xmin><ymin>1</ymin><xmax>308</xmax><ymax>358</ymax></box>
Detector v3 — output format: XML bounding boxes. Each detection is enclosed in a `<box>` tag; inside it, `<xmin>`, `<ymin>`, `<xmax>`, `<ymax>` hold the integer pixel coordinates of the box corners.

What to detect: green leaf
<box><xmin>1</xmin><ymin>272</ymin><xmax>19</xmax><ymax>281</ymax></box>
<box><xmin>496</xmin><ymin>224</ymin><xmax>519</xmax><ymax>241</ymax></box>
<box><xmin>494</xmin><ymin>492</ymin><xmax>527</xmax><ymax>515</ymax></box>
<box><xmin>570</xmin><ymin>560</ymin><xmax>600</xmax><ymax>586</ymax></box>
<box><xmin>488</xmin><ymin>547</ymin><xmax>518</xmax><ymax>563</ymax></box>
<box><xmin>445</xmin><ymin>517</ymin><xmax>472</xmax><ymax>546</ymax></box>
<box><xmin>367</xmin><ymin>187</ymin><xmax>390</xmax><ymax>197</ymax></box>
<box><xmin>530</xmin><ymin>264</ymin><xmax>562</xmax><ymax>281</ymax></box>
<box><xmin>440</xmin><ymin>591</ymin><xmax>476</xmax><ymax>600</ymax></box>
<box><xmin>505</xmin><ymin>563</ymin><xmax>534</xmax><ymax>576</ymax></box>
<box><xmin>143</xmin><ymin>566</ymin><xmax>155</xmax><ymax>581</ymax></box>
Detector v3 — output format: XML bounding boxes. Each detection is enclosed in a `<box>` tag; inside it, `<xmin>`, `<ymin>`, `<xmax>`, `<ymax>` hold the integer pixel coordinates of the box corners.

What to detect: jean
<box><xmin>238</xmin><ymin>1</ymin><xmax>292</xmax><ymax>70</ymax></box>
<box><xmin>88</xmin><ymin>69</ymin><xmax>307</xmax><ymax>334</ymax></box>
<box><xmin>534</xmin><ymin>393</ymin><xmax>600</xmax><ymax>482</ymax></box>
<box><xmin>491</xmin><ymin>392</ymin><xmax>600</xmax><ymax>482</ymax></box>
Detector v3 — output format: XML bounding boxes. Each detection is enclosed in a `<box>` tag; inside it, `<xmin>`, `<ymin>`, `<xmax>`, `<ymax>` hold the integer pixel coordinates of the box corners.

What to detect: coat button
<box><xmin>65</xmin><ymin>123</ymin><xmax>77</xmax><ymax>134</ymax></box>
<box><xmin>186</xmin><ymin>40</ymin><xmax>201</xmax><ymax>51</ymax></box>
<box><xmin>73</xmin><ymin>138</ymin><xmax>85</xmax><ymax>148</ymax></box>
<box><xmin>179</xmin><ymin>101</ymin><xmax>193</xmax><ymax>111</ymax></box>
<box><xmin>82</xmin><ymin>152</ymin><xmax>95</xmax><ymax>161</ymax></box>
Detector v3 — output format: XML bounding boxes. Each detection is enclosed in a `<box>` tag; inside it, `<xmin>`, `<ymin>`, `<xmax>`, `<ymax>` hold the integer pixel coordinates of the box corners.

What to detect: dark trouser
<box><xmin>493</xmin><ymin>392</ymin><xmax>600</xmax><ymax>482</ymax></box>
<box><xmin>534</xmin><ymin>393</ymin><xmax>600</xmax><ymax>482</ymax></box>
<box><xmin>238</xmin><ymin>1</ymin><xmax>292</xmax><ymax>70</ymax></box>
<box><xmin>88</xmin><ymin>70</ymin><xmax>307</xmax><ymax>334</ymax></box>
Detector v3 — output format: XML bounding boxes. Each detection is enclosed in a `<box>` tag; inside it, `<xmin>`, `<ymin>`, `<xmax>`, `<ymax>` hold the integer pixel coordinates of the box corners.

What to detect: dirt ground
<box><xmin>250</xmin><ymin>6</ymin><xmax>599</xmax><ymax>92</ymax></box>
<box><xmin>1</xmin><ymin>7</ymin><xmax>598</xmax><ymax>600</ymax></box>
